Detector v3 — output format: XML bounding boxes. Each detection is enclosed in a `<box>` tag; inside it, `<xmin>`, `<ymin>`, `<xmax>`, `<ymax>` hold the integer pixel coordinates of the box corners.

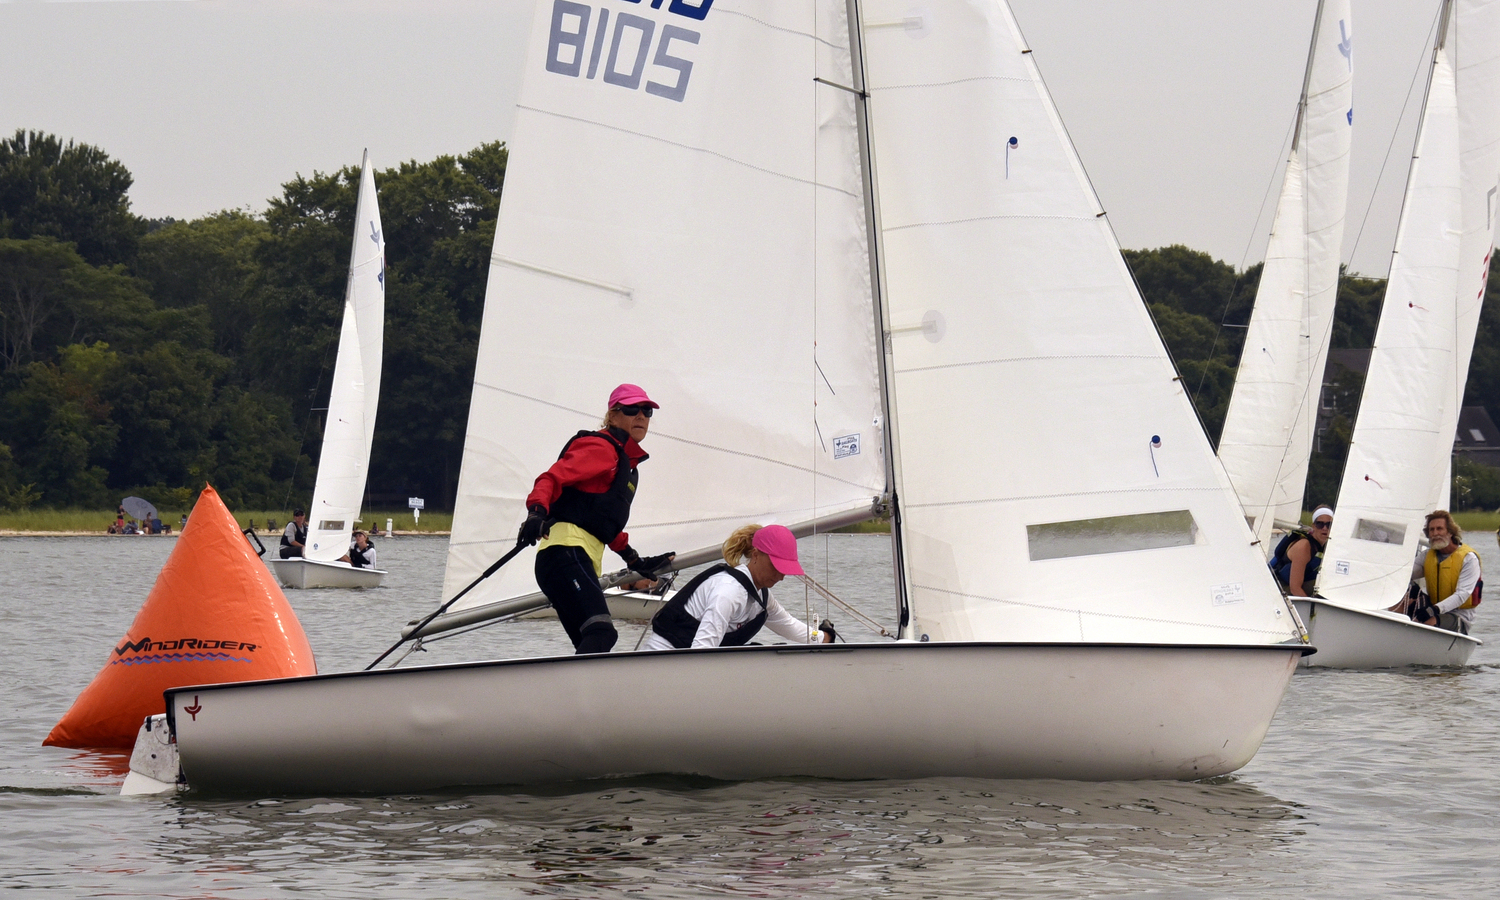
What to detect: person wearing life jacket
<box><xmin>343</xmin><ymin>530</ymin><xmax>377</xmax><ymax>569</ymax></box>
<box><xmin>642</xmin><ymin>524</ymin><xmax>835</xmax><ymax>651</ymax></box>
<box><xmin>1402</xmin><ymin>510</ymin><xmax>1482</xmax><ymax>634</ymax></box>
<box><xmin>518</xmin><ymin>384</ymin><xmax>675</xmax><ymax>655</ymax></box>
<box><xmin>1270</xmin><ymin>506</ymin><xmax>1332</xmax><ymax>596</ymax></box>
<box><xmin>279</xmin><ymin>509</ymin><xmax>307</xmax><ymax>559</ymax></box>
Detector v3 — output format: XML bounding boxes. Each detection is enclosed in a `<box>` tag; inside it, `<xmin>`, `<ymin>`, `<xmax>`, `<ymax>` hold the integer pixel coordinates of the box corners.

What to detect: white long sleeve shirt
<box><xmin>642</xmin><ymin>564</ymin><xmax>821</xmax><ymax>651</ymax></box>
<box><xmin>1412</xmin><ymin>547</ymin><xmax>1481</xmax><ymax>626</ymax></box>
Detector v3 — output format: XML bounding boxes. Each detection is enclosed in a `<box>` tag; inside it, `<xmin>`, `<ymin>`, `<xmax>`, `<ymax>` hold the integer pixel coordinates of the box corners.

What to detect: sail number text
<box><xmin>546</xmin><ymin>0</ymin><xmax>711</xmax><ymax>102</ymax></box>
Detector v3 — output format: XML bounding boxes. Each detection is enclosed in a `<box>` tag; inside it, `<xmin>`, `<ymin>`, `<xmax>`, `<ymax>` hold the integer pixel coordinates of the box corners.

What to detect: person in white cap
<box><xmin>642</xmin><ymin>524</ymin><xmax>835</xmax><ymax>650</ymax></box>
<box><xmin>517</xmin><ymin>383</ymin><xmax>675</xmax><ymax>654</ymax></box>
<box><xmin>1269</xmin><ymin>506</ymin><xmax>1332</xmax><ymax>597</ymax></box>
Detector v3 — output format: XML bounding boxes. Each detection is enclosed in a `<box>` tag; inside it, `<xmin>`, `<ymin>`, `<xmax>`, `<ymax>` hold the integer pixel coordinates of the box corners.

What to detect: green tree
<box><xmin>133</xmin><ymin>210</ymin><xmax>270</xmax><ymax>357</ymax></box>
<box><xmin>0</xmin><ymin>130</ymin><xmax>145</xmax><ymax>267</ymax></box>
<box><xmin>0</xmin><ymin>342</ymin><xmax>121</xmax><ymax>506</ymax></box>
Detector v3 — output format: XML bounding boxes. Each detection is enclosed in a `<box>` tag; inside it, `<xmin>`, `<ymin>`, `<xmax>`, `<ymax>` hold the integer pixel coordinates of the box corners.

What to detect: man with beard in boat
<box><xmin>642</xmin><ymin>524</ymin><xmax>835</xmax><ymax>650</ymax></box>
<box><xmin>279</xmin><ymin>509</ymin><xmax>307</xmax><ymax>559</ymax></box>
<box><xmin>518</xmin><ymin>384</ymin><xmax>674</xmax><ymax>654</ymax></box>
<box><xmin>1395</xmin><ymin>510</ymin><xmax>1482</xmax><ymax>634</ymax></box>
<box><xmin>1269</xmin><ymin>506</ymin><xmax>1332</xmax><ymax>597</ymax></box>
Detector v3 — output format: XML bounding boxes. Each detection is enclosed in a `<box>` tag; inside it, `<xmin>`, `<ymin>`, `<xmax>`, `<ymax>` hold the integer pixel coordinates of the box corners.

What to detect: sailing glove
<box><xmin>517</xmin><ymin>505</ymin><xmax>549</xmax><ymax>546</ymax></box>
<box><xmin>620</xmin><ymin>547</ymin><xmax>675</xmax><ymax>579</ymax></box>
<box><xmin>818</xmin><ymin>618</ymin><xmax>838</xmax><ymax>643</ymax></box>
<box><xmin>1411</xmin><ymin>603</ymin><xmax>1439</xmax><ymax>624</ymax></box>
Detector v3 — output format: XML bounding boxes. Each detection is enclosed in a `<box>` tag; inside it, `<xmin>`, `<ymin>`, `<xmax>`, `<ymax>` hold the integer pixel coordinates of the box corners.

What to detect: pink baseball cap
<box><xmin>608</xmin><ymin>383</ymin><xmax>658</xmax><ymax>409</ymax></box>
<box><xmin>752</xmin><ymin>524</ymin><xmax>804</xmax><ymax>576</ymax></box>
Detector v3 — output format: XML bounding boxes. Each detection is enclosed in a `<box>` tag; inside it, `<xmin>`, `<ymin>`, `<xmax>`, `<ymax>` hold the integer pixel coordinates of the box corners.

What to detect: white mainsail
<box><xmin>1319</xmin><ymin>14</ymin><xmax>1462</xmax><ymax>610</ymax></box>
<box><xmin>1218</xmin><ymin>0</ymin><xmax>1354</xmax><ymax>547</ymax></box>
<box><xmin>442</xmin><ymin>0</ymin><xmax>886</xmax><ymax>612</ymax></box>
<box><xmin>306</xmin><ymin>152</ymin><xmax>386</xmax><ymax>561</ymax></box>
<box><xmin>857</xmin><ymin>0</ymin><xmax>1298</xmax><ymax>645</ymax></box>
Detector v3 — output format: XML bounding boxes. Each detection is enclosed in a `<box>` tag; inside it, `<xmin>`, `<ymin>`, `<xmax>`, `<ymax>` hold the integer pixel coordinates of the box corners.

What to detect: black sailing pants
<box><xmin>534</xmin><ymin>544</ymin><xmax>618</xmax><ymax>654</ymax></box>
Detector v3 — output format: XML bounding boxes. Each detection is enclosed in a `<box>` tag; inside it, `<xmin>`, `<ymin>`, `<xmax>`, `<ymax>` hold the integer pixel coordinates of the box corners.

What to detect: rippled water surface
<box><xmin>4</xmin><ymin>533</ymin><xmax>1498</xmax><ymax>897</ymax></box>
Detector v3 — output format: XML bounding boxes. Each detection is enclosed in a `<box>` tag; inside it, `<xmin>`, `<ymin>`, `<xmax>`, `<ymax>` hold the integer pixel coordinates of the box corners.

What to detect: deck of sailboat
<box><xmin>267</xmin><ymin>556</ymin><xmax>386</xmax><ymax>590</ymax></box>
<box><xmin>163</xmin><ymin>641</ymin><xmax>1307</xmax><ymax>794</ymax></box>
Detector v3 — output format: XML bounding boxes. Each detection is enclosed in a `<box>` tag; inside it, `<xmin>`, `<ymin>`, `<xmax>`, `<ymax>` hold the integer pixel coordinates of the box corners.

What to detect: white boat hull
<box><xmin>267</xmin><ymin>557</ymin><xmax>386</xmax><ymax>590</ymax></box>
<box><xmin>162</xmin><ymin>642</ymin><xmax>1303</xmax><ymax>793</ymax></box>
<box><xmin>1292</xmin><ymin>598</ymin><xmax>1480</xmax><ymax>668</ymax></box>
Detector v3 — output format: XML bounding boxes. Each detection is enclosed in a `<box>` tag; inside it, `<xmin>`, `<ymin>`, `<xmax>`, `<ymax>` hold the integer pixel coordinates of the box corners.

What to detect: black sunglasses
<box><xmin>1313</xmin><ymin>520</ymin><xmax>1332</xmax><ymax>529</ymax></box>
<box><xmin>614</xmin><ymin>404</ymin><xmax>653</xmax><ymax>418</ymax></box>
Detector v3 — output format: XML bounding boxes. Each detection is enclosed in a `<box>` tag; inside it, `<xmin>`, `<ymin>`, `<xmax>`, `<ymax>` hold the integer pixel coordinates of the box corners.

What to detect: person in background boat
<box><xmin>518</xmin><ymin>383</ymin><xmax>674</xmax><ymax>655</ymax></box>
<box><xmin>342</xmin><ymin>530</ymin><xmax>377</xmax><ymax>569</ymax></box>
<box><xmin>1270</xmin><ymin>506</ymin><xmax>1332</xmax><ymax>597</ymax></box>
<box><xmin>279</xmin><ymin>509</ymin><xmax>307</xmax><ymax>559</ymax></box>
<box><xmin>642</xmin><ymin>524</ymin><xmax>835</xmax><ymax>651</ymax></box>
<box><xmin>1395</xmin><ymin>510</ymin><xmax>1482</xmax><ymax>634</ymax></box>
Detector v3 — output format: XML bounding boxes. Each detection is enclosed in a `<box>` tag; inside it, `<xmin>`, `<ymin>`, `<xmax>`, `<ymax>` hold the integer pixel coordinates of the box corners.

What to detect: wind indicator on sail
<box><xmin>1005</xmin><ymin>135</ymin><xmax>1018</xmax><ymax>178</ymax></box>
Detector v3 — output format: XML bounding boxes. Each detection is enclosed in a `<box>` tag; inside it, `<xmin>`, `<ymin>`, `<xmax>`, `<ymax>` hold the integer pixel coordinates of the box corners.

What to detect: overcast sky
<box><xmin>1</xmin><ymin>0</ymin><xmax>1444</xmax><ymax>276</ymax></box>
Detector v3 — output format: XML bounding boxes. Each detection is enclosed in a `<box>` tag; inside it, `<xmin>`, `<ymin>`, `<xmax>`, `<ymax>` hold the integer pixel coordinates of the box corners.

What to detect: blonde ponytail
<box><xmin>722</xmin><ymin>524</ymin><xmax>763</xmax><ymax>566</ymax></box>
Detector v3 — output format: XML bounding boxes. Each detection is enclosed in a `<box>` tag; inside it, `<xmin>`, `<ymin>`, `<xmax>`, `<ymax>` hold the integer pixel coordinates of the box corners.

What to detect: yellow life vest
<box><xmin>1424</xmin><ymin>543</ymin><xmax>1481</xmax><ymax>610</ymax></box>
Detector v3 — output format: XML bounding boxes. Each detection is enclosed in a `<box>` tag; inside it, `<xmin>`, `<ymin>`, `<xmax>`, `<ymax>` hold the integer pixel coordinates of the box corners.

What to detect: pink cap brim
<box><xmin>767</xmin><ymin>554</ymin><xmax>804</xmax><ymax>577</ymax></box>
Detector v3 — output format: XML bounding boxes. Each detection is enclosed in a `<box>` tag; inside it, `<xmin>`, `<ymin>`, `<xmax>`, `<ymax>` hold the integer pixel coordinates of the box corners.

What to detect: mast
<box><xmin>842</xmin><ymin>0</ymin><xmax>914</xmax><ymax>634</ymax></box>
<box><xmin>1289</xmin><ymin>0</ymin><xmax>1328</xmax><ymax>151</ymax></box>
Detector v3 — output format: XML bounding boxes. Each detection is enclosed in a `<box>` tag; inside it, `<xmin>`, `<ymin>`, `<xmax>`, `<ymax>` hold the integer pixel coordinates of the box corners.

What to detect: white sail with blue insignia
<box><xmin>1320</xmin><ymin>12</ymin><xmax>1462</xmax><ymax>610</ymax></box>
<box><xmin>1217</xmin><ymin>0</ymin><xmax>1353</xmax><ymax>549</ymax></box>
<box><xmin>306</xmin><ymin>152</ymin><xmax>386</xmax><ymax>562</ymax></box>
<box><xmin>441</xmin><ymin>0</ymin><xmax>886</xmax><ymax>612</ymax></box>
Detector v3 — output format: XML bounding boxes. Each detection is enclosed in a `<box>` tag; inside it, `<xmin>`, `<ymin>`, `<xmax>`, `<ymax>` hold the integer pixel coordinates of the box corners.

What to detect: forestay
<box><xmin>442</xmin><ymin>0</ymin><xmax>886</xmax><ymax>612</ymax></box>
<box><xmin>1320</xmin><ymin>31</ymin><xmax>1461</xmax><ymax>610</ymax></box>
<box><xmin>860</xmin><ymin>0</ymin><xmax>1299</xmax><ymax>644</ymax></box>
<box><xmin>1217</xmin><ymin>0</ymin><xmax>1353</xmax><ymax>548</ymax></box>
<box><xmin>306</xmin><ymin>153</ymin><xmax>386</xmax><ymax>562</ymax></box>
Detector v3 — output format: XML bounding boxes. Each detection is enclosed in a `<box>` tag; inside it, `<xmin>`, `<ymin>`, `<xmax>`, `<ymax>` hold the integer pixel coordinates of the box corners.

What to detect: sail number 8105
<box><xmin>546</xmin><ymin>0</ymin><xmax>707</xmax><ymax>102</ymax></box>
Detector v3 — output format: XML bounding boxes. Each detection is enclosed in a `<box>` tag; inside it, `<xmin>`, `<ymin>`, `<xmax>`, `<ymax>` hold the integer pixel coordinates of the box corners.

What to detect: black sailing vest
<box><xmin>651</xmin><ymin>563</ymin><xmax>768</xmax><ymax>649</ymax></box>
<box><xmin>281</xmin><ymin>521</ymin><xmax>307</xmax><ymax>548</ymax></box>
<box><xmin>547</xmin><ymin>427</ymin><xmax>640</xmax><ymax>545</ymax></box>
<box><xmin>349</xmin><ymin>542</ymin><xmax>374</xmax><ymax>568</ymax></box>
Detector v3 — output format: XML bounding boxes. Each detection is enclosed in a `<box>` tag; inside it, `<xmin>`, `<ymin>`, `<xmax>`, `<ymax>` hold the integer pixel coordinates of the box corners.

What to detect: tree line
<box><xmin>3</xmin><ymin>128</ymin><xmax>1499</xmax><ymax>514</ymax></box>
<box><xmin>1</xmin><ymin>129</ymin><xmax>503</xmax><ymax>512</ymax></box>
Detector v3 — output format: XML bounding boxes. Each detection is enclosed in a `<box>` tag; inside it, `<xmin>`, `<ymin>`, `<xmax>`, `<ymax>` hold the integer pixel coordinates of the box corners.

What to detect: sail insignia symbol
<box><xmin>1337</xmin><ymin>20</ymin><xmax>1351</xmax><ymax>70</ymax></box>
<box><xmin>369</xmin><ymin>221</ymin><xmax>381</xmax><ymax>245</ymax></box>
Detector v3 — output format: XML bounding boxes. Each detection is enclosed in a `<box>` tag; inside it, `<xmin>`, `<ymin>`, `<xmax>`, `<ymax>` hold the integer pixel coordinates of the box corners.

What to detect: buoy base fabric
<box><xmin>46</xmin><ymin>485</ymin><xmax>316</xmax><ymax>749</ymax></box>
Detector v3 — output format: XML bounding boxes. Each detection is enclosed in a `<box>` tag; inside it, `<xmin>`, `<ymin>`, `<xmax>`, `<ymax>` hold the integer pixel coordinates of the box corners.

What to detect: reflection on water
<box><xmin>143</xmin><ymin>778</ymin><xmax>1304</xmax><ymax>898</ymax></box>
<box><xmin>4</xmin><ymin>533</ymin><xmax>1499</xmax><ymax>896</ymax></box>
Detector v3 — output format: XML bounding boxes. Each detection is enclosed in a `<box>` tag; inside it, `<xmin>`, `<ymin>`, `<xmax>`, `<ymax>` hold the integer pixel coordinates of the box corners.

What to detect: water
<box><xmin>4</xmin><ymin>533</ymin><xmax>1498</xmax><ymax>896</ymax></box>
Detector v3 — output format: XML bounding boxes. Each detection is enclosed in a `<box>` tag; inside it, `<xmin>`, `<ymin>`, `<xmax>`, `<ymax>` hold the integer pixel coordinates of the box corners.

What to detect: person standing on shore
<box><xmin>517</xmin><ymin>384</ymin><xmax>674</xmax><ymax>655</ymax></box>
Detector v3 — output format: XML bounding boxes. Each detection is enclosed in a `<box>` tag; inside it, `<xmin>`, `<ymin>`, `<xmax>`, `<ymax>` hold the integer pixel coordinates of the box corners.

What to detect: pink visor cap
<box><xmin>752</xmin><ymin>524</ymin><xmax>804</xmax><ymax>576</ymax></box>
<box><xmin>608</xmin><ymin>383</ymin><xmax>659</xmax><ymax>409</ymax></box>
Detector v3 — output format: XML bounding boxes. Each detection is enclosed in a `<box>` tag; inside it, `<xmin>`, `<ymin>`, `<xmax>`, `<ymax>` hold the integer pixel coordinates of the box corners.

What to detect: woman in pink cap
<box><xmin>642</xmin><ymin>524</ymin><xmax>835</xmax><ymax>650</ymax></box>
<box><xmin>517</xmin><ymin>383</ymin><xmax>675</xmax><ymax>654</ymax></box>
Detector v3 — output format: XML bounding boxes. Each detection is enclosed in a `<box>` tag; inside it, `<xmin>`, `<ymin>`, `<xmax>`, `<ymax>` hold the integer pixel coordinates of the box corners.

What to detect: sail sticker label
<box><xmin>1334</xmin><ymin>560</ymin><xmax>1350</xmax><ymax>576</ymax></box>
<box><xmin>545</xmin><ymin>0</ymin><xmax>706</xmax><ymax>102</ymax></box>
<box><xmin>833</xmin><ymin>433</ymin><xmax>861</xmax><ymax>459</ymax></box>
<box><xmin>1210</xmin><ymin>583</ymin><xmax>1245</xmax><ymax>606</ymax></box>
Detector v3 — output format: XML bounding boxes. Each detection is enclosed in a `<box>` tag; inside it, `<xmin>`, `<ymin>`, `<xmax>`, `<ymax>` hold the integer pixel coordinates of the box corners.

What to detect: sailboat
<box><xmin>1295</xmin><ymin>0</ymin><xmax>1500</xmax><ymax>668</ymax></box>
<box><xmin>268</xmin><ymin>151</ymin><xmax>388</xmax><ymax>590</ymax></box>
<box><xmin>1218</xmin><ymin>0</ymin><xmax>1353</xmax><ymax>552</ymax></box>
<box><xmin>133</xmin><ymin>0</ymin><xmax>1307</xmax><ymax>794</ymax></box>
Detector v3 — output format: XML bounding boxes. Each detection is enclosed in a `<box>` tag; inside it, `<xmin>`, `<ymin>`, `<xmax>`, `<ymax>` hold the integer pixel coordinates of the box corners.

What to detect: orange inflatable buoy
<box><xmin>45</xmin><ymin>485</ymin><xmax>317</xmax><ymax>749</ymax></box>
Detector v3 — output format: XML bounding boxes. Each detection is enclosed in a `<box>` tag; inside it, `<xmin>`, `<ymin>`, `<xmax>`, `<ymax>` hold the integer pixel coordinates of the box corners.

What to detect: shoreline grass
<box><xmin>0</xmin><ymin>508</ymin><xmax>453</xmax><ymax>534</ymax></box>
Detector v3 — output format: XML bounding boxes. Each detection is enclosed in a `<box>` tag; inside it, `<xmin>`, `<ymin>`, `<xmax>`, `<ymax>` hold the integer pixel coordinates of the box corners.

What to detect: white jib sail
<box><xmin>1320</xmin><ymin>38</ymin><xmax>1462</xmax><ymax>610</ymax></box>
<box><xmin>306</xmin><ymin>152</ymin><xmax>386</xmax><ymax>561</ymax></box>
<box><xmin>859</xmin><ymin>0</ymin><xmax>1299</xmax><ymax>645</ymax></box>
<box><xmin>442</xmin><ymin>0</ymin><xmax>886</xmax><ymax>613</ymax></box>
<box><xmin>1218</xmin><ymin>0</ymin><xmax>1353</xmax><ymax>548</ymax></box>
<box><xmin>1452</xmin><ymin>0</ymin><xmax>1500</xmax><ymax>448</ymax></box>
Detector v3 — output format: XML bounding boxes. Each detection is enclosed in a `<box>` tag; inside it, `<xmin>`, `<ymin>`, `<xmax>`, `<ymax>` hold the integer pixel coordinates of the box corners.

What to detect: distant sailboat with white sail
<box><xmin>1218</xmin><ymin>0</ymin><xmax>1353</xmax><ymax>551</ymax></box>
<box><xmin>1297</xmin><ymin>0</ymin><xmax>1500</xmax><ymax>667</ymax></box>
<box><xmin>133</xmin><ymin>0</ymin><xmax>1307</xmax><ymax>794</ymax></box>
<box><xmin>269</xmin><ymin>151</ymin><xmax>388</xmax><ymax>590</ymax></box>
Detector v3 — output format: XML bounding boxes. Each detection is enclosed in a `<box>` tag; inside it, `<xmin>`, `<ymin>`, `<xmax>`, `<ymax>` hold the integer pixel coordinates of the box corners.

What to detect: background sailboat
<box><xmin>1300</xmin><ymin>0</ymin><xmax>1500</xmax><ymax>667</ymax></box>
<box><xmin>1218</xmin><ymin>0</ymin><xmax>1353</xmax><ymax>550</ymax></box>
<box><xmin>142</xmin><ymin>0</ymin><xmax>1305</xmax><ymax>794</ymax></box>
<box><xmin>269</xmin><ymin>151</ymin><xmax>388</xmax><ymax>590</ymax></box>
